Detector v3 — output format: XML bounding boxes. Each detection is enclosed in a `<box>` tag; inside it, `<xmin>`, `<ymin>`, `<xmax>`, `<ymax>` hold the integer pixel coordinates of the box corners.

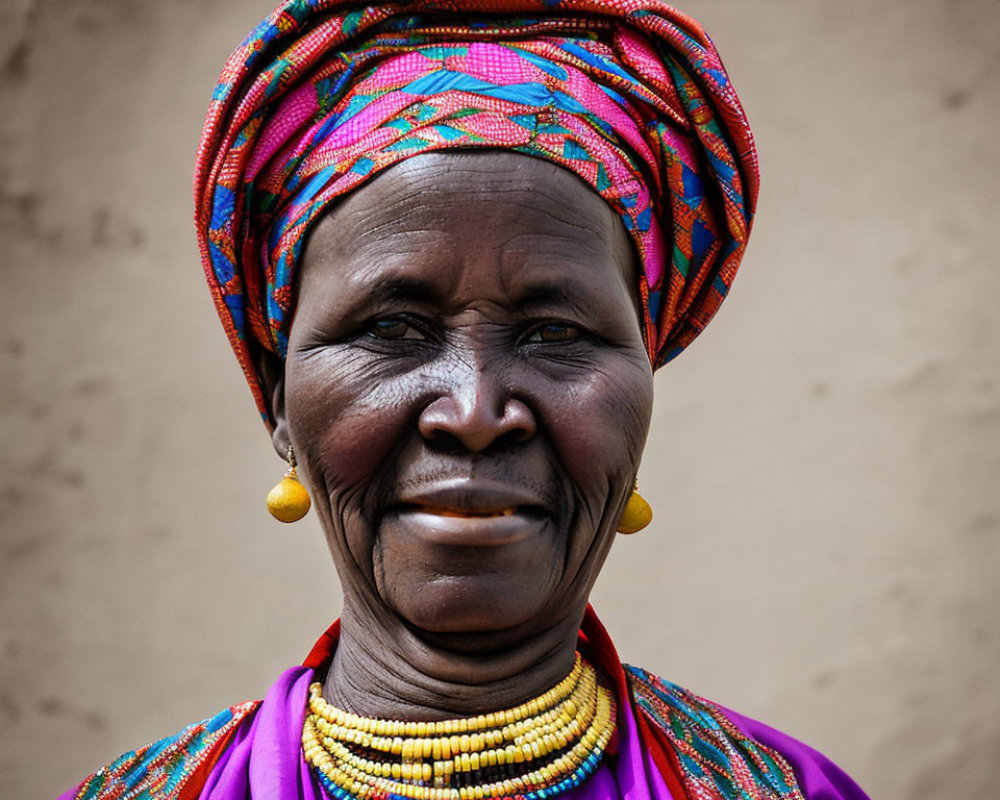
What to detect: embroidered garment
<box><xmin>59</xmin><ymin>610</ymin><xmax>869</xmax><ymax>800</ymax></box>
<box><xmin>194</xmin><ymin>0</ymin><xmax>760</xmax><ymax>426</ymax></box>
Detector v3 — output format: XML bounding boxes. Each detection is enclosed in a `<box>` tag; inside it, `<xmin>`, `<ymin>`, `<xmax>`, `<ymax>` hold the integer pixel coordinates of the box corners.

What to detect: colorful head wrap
<box><xmin>195</xmin><ymin>0</ymin><xmax>759</xmax><ymax>426</ymax></box>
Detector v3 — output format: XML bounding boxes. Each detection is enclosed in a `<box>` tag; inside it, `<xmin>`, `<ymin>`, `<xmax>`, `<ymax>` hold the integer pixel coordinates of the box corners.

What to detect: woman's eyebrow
<box><xmin>350</xmin><ymin>274</ymin><xmax>447</xmax><ymax>308</ymax></box>
<box><xmin>515</xmin><ymin>280</ymin><xmax>606</xmax><ymax>311</ymax></box>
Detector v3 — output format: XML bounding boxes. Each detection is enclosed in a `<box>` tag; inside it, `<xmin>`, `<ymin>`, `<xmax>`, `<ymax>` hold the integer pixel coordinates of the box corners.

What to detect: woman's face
<box><xmin>280</xmin><ymin>152</ymin><xmax>653</xmax><ymax>640</ymax></box>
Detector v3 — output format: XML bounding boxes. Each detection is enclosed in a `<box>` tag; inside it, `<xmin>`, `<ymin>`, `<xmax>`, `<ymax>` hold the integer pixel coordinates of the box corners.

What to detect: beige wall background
<box><xmin>1</xmin><ymin>0</ymin><xmax>997</xmax><ymax>797</ymax></box>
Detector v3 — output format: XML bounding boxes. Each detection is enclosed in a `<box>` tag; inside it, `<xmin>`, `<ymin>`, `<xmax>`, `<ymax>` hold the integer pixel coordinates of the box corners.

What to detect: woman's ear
<box><xmin>255</xmin><ymin>346</ymin><xmax>290</xmax><ymax>460</ymax></box>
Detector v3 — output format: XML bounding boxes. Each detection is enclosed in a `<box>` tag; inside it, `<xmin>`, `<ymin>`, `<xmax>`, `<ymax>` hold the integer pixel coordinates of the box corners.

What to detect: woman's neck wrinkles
<box><xmin>322</xmin><ymin>602</ymin><xmax>584</xmax><ymax>720</ymax></box>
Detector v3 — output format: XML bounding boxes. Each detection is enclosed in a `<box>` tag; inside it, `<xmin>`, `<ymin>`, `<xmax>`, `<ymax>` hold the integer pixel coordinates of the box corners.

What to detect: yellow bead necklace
<box><xmin>302</xmin><ymin>653</ymin><xmax>616</xmax><ymax>800</ymax></box>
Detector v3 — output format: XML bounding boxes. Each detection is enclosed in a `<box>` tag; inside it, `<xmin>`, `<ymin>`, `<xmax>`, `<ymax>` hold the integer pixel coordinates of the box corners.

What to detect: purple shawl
<box><xmin>59</xmin><ymin>614</ymin><xmax>869</xmax><ymax>800</ymax></box>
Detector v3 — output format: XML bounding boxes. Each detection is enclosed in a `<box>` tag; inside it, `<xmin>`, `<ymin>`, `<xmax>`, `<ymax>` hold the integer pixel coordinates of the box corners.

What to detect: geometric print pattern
<box><xmin>627</xmin><ymin>667</ymin><xmax>807</xmax><ymax>800</ymax></box>
<box><xmin>71</xmin><ymin>702</ymin><xmax>258</xmax><ymax>800</ymax></box>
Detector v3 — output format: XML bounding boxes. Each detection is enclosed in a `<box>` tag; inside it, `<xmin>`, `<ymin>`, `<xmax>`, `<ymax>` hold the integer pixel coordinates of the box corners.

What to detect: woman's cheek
<box><xmin>287</xmin><ymin>361</ymin><xmax>413</xmax><ymax>495</ymax></box>
<box><xmin>545</xmin><ymin>364</ymin><xmax>652</xmax><ymax>483</ymax></box>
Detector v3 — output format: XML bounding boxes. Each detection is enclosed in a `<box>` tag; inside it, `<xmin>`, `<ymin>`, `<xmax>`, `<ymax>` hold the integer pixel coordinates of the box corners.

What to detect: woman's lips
<box><xmin>396</xmin><ymin>480</ymin><xmax>547</xmax><ymax>516</ymax></box>
<box><xmin>383</xmin><ymin>505</ymin><xmax>548</xmax><ymax>547</ymax></box>
<box><xmin>387</xmin><ymin>482</ymin><xmax>551</xmax><ymax>546</ymax></box>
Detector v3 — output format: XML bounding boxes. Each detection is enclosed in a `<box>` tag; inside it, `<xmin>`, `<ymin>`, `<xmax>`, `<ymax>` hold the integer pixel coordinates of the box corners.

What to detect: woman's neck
<box><xmin>321</xmin><ymin>603</ymin><xmax>585</xmax><ymax>720</ymax></box>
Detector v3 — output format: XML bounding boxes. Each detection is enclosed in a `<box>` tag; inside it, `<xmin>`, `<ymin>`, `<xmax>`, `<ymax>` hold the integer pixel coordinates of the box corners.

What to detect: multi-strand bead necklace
<box><xmin>302</xmin><ymin>653</ymin><xmax>616</xmax><ymax>800</ymax></box>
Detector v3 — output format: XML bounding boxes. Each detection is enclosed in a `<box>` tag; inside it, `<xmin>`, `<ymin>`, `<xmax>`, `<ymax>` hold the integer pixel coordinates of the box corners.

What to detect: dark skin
<box><xmin>260</xmin><ymin>151</ymin><xmax>654</xmax><ymax>720</ymax></box>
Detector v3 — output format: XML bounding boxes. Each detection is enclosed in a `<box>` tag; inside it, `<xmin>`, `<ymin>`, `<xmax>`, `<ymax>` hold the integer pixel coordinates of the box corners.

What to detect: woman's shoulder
<box><xmin>59</xmin><ymin>701</ymin><xmax>259</xmax><ymax>800</ymax></box>
<box><xmin>625</xmin><ymin>664</ymin><xmax>870</xmax><ymax>800</ymax></box>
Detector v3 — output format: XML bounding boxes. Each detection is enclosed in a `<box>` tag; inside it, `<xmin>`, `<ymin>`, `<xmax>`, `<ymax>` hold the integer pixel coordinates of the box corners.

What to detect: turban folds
<box><xmin>195</xmin><ymin>0</ymin><xmax>759</xmax><ymax>426</ymax></box>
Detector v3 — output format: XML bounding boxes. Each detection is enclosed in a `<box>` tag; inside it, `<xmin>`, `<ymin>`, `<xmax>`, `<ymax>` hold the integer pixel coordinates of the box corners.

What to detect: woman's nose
<box><xmin>418</xmin><ymin>372</ymin><xmax>536</xmax><ymax>452</ymax></box>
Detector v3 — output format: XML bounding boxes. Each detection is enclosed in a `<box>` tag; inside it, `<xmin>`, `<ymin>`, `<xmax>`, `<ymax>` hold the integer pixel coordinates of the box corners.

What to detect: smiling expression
<box><xmin>273</xmin><ymin>151</ymin><xmax>654</xmax><ymax>640</ymax></box>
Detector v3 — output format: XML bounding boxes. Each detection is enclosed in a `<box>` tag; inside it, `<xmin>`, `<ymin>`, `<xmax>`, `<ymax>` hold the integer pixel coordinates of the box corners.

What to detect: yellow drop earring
<box><xmin>617</xmin><ymin>483</ymin><xmax>652</xmax><ymax>534</ymax></box>
<box><xmin>266</xmin><ymin>445</ymin><xmax>311</xmax><ymax>523</ymax></box>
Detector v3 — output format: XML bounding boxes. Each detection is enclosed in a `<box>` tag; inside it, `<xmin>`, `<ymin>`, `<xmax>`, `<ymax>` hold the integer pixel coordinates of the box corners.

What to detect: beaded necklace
<box><xmin>303</xmin><ymin>653</ymin><xmax>616</xmax><ymax>800</ymax></box>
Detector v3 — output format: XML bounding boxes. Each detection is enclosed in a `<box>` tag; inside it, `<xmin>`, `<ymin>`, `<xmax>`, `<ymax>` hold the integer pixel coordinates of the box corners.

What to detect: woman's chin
<box><xmin>387</xmin><ymin>576</ymin><xmax>553</xmax><ymax>639</ymax></box>
<box><xmin>372</xmin><ymin>519</ymin><xmax>563</xmax><ymax>637</ymax></box>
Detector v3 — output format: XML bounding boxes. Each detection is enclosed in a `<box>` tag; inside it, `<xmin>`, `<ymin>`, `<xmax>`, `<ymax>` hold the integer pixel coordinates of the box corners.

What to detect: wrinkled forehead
<box><xmin>296</xmin><ymin>151</ymin><xmax>641</xmax><ymax>318</ymax></box>
<box><xmin>304</xmin><ymin>152</ymin><xmax>636</xmax><ymax>271</ymax></box>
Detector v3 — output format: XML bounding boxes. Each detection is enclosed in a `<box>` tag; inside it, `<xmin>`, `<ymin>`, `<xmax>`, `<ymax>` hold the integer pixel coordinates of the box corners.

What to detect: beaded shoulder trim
<box><xmin>625</xmin><ymin>666</ymin><xmax>806</xmax><ymax>800</ymax></box>
<box><xmin>71</xmin><ymin>700</ymin><xmax>259</xmax><ymax>800</ymax></box>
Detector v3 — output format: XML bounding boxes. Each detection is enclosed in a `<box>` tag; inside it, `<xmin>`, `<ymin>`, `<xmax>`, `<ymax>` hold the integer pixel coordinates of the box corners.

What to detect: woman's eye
<box><xmin>526</xmin><ymin>322</ymin><xmax>582</xmax><ymax>343</ymax></box>
<box><xmin>368</xmin><ymin>318</ymin><xmax>425</xmax><ymax>340</ymax></box>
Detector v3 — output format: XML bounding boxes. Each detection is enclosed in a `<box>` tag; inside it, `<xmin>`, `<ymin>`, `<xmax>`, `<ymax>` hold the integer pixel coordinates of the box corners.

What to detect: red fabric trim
<box><xmin>303</xmin><ymin>617</ymin><xmax>341</xmax><ymax>669</ymax></box>
<box><xmin>579</xmin><ymin>606</ymin><xmax>687</xmax><ymax>797</ymax></box>
<box><xmin>577</xmin><ymin>604</ymin><xmax>629</xmax><ymax>756</ymax></box>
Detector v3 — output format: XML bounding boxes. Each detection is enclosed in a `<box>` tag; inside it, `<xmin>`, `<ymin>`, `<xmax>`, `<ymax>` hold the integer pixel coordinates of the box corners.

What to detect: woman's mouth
<box><xmin>388</xmin><ymin>506</ymin><xmax>544</xmax><ymax>546</ymax></box>
<box><xmin>387</xmin><ymin>484</ymin><xmax>549</xmax><ymax>547</ymax></box>
<box><xmin>416</xmin><ymin>505</ymin><xmax>519</xmax><ymax>518</ymax></box>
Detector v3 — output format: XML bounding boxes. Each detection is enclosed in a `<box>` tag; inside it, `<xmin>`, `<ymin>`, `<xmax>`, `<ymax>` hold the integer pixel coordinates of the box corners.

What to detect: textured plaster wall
<box><xmin>1</xmin><ymin>1</ymin><xmax>998</xmax><ymax>797</ymax></box>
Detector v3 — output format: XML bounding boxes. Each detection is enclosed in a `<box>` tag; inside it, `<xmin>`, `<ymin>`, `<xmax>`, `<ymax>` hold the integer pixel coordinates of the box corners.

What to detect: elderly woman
<box><xmin>60</xmin><ymin>1</ymin><xmax>868</xmax><ymax>799</ymax></box>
